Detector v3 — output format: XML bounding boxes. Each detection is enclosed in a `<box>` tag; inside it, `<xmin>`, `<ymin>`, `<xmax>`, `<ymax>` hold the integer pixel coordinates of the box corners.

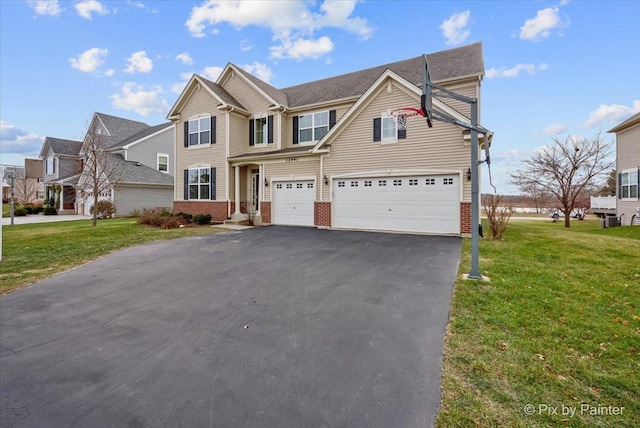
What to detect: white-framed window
<box><xmin>393</xmin><ymin>179</ymin><xmax>402</xmax><ymax>186</ymax></box>
<box><xmin>188</xmin><ymin>117</ymin><xmax>210</xmax><ymax>146</ymax></box>
<box><xmin>188</xmin><ymin>168</ymin><xmax>210</xmax><ymax>200</ymax></box>
<box><xmin>46</xmin><ymin>157</ymin><xmax>55</xmax><ymax>174</ymax></box>
<box><xmin>409</xmin><ymin>179</ymin><xmax>418</xmax><ymax>186</ymax></box>
<box><xmin>378</xmin><ymin>180</ymin><xmax>387</xmax><ymax>186</ymax></box>
<box><xmin>338</xmin><ymin>181</ymin><xmax>345</xmax><ymax>188</ymax></box>
<box><xmin>382</xmin><ymin>116</ymin><xmax>397</xmax><ymax>141</ymax></box>
<box><xmin>254</xmin><ymin>115</ymin><xmax>268</xmax><ymax>145</ymax></box>
<box><xmin>426</xmin><ymin>178</ymin><xmax>435</xmax><ymax>185</ymax></box>
<box><xmin>157</xmin><ymin>153</ymin><xmax>169</xmax><ymax>173</ymax></box>
<box><xmin>298</xmin><ymin>111</ymin><xmax>329</xmax><ymax>144</ymax></box>
<box><xmin>276</xmin><ymin>183</ymin><xmax>283</xmax><ymax>189</ymax></box>
<box><xmin>620</xmin><ymin>169</ymin><xmax>638</xmax><ymax>199</ymax></box>
<box><xmin>443</xmin><ymin>178</ymin><xmax>454</xmax><ymax>185</ymax></box>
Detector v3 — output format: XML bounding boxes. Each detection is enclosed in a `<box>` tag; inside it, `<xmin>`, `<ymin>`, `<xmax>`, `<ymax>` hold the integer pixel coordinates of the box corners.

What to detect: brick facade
<box><xmin>173</xmin><ymin>201</ymin><xmax>229</xmax><ymax>222</ymax></box>
<box><xmin>260</xmin><ymin>202</ymin><xmax>271</xmax><ymax>223</ymax></box>
<box><xmin>314</xmin><ymin>202</ymin><xmax>332</xmax><ymax>227</ymax></box>
<box><xmin>460</xmin><ymin>202</ymin><xmax>471</xmax><ymax>235</ymax></box>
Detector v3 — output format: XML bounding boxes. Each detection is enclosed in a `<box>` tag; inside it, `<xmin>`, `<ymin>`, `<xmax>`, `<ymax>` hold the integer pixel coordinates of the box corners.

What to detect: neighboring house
<box><xmin>75</xmin><ymin>113</ymin><xmax>174</xmax><ymax>216</ymax></box>
<box><xmin>1</xmin><ymin>164</ymin><xmax>26</xmax><ymax>203</ymax></box>
<box><xmin>24</xmin><ymin>159</ymin><xmax>44</xmax><ymax>202</ymax></box>
<box><xmin>39</xmin><ymin>137</ymin><xmax>83</xmax><ymax>214</ymax></box>
<box><xmin>168</xmin><ymin>43</ymin><xmax>485</xmax><ymax>235</ymax></box>
<box><xmin>608</xmin><ymin>112</ymin><xmax>640</xmax><ymax>225</ymax></box>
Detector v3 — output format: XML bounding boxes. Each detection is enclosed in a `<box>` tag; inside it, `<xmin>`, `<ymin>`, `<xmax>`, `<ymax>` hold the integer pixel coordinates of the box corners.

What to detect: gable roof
<box><xmin>231</xmin><ymin>65</ymin><xmax>289</xmax><ymax>106</ymax></box>
<box><xmin>110</xmin><ymin>122</ymin><xmax>173</xmax><ymax>150</ymax></box>
<box><xmin>40</xmin><ymin>137</ymin><xmax>83</xmax><ymax>157</ymax></box>
<box><xmin>93</xmin><ymin>112</ymin><xmax>150</xmax><ymax>149</ymax></box>
<box><xmin>608</xmin><ymin>112</ymin><xmax>640</xmax><ymax>133</ymax></box>
<box><xmin>195</xmin><ymin>75</ymin><xmax>246</xmax><ymax>110</ymax></box>
<box><xmin>167</xmin><ymin>74</ymin><xmax>249</xmax><ymax>119</ymax></box>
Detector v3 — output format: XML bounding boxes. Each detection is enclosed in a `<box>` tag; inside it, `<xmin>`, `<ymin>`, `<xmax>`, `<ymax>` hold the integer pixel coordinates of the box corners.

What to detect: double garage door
<box><xmin>272</xmin><ymin>174</ymin><xmax>460</xmax><ymax>234</ymax></box>
<box><xmin>333</xmin><ymin>174</ymin><xmax>460</xmax><ymax>234</ymax></box>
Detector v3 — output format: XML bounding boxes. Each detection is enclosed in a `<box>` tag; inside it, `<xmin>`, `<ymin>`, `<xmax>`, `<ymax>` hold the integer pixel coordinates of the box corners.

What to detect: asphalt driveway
<box><xmin>1</xmin><ymin>226</ymin><xmax>461</xmax><ymax>427</ymax></box>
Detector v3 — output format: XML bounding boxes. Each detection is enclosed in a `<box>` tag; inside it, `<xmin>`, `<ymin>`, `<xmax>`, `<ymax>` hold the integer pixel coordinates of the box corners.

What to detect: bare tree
<box><xmin>482</xmin><ymin>194</ymin><xmax>513</xmax><ymax>239</ymax></box>
<box><xmin>509</xmin><ymin>133</ymin><xmax>614</xmax><ymax>227</ymax></box>
<box><xmin>14</xmin><ymin>177</ymin><xmax>38</xmax><ymax>205</ymax></box>
<box><xmin>79</xmin><ymin>116</ymin><xmax>125</xmax><ymax>226</ymax></box>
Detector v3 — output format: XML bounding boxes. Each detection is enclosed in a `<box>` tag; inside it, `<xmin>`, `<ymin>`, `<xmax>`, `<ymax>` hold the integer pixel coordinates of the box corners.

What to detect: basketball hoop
<box><xmin>387</xmin><ymin>107</ymin><xmax>426</xmax><ymax>131</ymax></box>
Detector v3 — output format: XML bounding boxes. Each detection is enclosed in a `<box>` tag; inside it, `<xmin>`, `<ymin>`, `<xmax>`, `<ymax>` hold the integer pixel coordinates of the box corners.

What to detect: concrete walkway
<box><xmin>1</xmin><ymin>213</ymin><xmax>89</xmax><ymax>226</ymax></box>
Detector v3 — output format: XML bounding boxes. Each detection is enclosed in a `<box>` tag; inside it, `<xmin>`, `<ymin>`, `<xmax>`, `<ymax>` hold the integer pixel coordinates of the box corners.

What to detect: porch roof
<box><xmin>227</xmin><ymin>147</ymin><xmax>320</xmax><ymax>162</ymax></box>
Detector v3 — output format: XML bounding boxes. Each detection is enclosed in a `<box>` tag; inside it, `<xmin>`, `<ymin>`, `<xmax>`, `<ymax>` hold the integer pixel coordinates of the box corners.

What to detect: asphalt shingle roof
<box><xmin>110</xmin><ymin>122</ymin><xmax>173</xmax><ymax>149</ymax></box>
<box><xmin>45</xmin><ymin>137</ymin><xmax>83</xmax><ymax>156</ymax></box>
<box><xmin>196</xmin><ymin>76</ymin><xmax>247</xmax><ymax>111</ymax></box>
<box><xmin>109</xmin><ymin>154</ymin><xmax>173</xmax><ymax>185</ymax></box>
<box><xmin>95</xmin><ymin>112</ymin><xmax>151</xmax><ymax>149</ymax></box>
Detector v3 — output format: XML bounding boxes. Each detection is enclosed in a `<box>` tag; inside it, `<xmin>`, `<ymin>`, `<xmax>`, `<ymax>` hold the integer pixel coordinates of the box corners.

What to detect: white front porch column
<box><xmin>254</xmin><ymin>164</ymin><xmax>264</xmax><ymax>226</ymax></box>
<box><xmin>60</xmin><ymin>186</ymin><xmax>65</xmax><ymax>210</ymax></box>
<box><xmin>230</xmin><ymin>166</ymin><xmax>247</xmax><ymax>221</ymax></box>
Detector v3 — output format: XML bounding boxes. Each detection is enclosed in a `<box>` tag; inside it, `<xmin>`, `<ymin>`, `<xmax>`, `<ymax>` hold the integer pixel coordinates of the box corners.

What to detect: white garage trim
<box><xmin>332</xmin><ymin>174</ymin><xmax>461</xmax><ymax>235</ymax></box>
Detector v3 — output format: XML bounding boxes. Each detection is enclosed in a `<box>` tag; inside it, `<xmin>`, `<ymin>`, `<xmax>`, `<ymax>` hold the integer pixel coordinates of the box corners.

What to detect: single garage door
<box><xmin>333</xmin><ymin>175</ymin><xmax>460</xmax><ymax>234</ymax></box>
<box><xmin>272</xmin><ymin>180</ymin><xmax>315</xmax><ymax>226</ymax></box>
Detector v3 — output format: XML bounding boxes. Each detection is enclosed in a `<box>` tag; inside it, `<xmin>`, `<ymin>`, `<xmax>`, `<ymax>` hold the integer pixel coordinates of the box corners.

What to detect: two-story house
<box><xmin>608</xmin><ymin>112</ymin><xmax>640</xmax><ymax>225</ymax></box>
<box><xmin>168</xmin><ymin>42</ymin><xmax>485</xmax><ymax>235</ymax></box>
<box><xmin>76</xmin><ymin>112</ymin><xmax>175</xmax><ymax>216</ymax></box>
<box><xmin>39</xmin><ymin>137</ymin><xmax>83</xmax><ymax>214</ymax></box>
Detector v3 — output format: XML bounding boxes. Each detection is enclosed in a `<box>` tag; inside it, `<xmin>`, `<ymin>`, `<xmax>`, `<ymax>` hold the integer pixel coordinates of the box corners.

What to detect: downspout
<box><xmin>226</xmin><ymin>110</ymin><xmax>231</xmax><ymax>219</ymax></box>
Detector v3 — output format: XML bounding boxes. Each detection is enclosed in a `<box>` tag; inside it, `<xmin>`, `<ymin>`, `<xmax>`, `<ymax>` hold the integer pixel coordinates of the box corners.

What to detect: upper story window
<box><xmin>299</xmin><ymin>111</ymin><xmax>328</xmax><ymax>144</ymax></box>
<box><xmin>157</xmin><ymin>153</ymin><xmax>169</xmax><ymax>173</ymax></box>
<box><xmin>382</xmin><ymin>116</ymin><xmax>397</xmax><ymax>140</ymax></box>
<box><xmin>189</xmin><ymin>117</ymin><xmax>210</xmax><ymax>146</ymax></box>
<box><xmin>45</xmin><ymin>157</ymin><xmax>56</xmax><ymax>174</ymax></box>
<box><xmin>620</xmin><ymin>169</ymin><xmax>638</xmax><ymax>199</ymax></box>
<box><xmin>254</xmin><ymin>116</ymin><xmax>268</xmax><ymax>145</ymax></box>
<box><xmin>293</xmin><ymin>110</ymin><xmax>336</xmax><ymax>145</ymax></box>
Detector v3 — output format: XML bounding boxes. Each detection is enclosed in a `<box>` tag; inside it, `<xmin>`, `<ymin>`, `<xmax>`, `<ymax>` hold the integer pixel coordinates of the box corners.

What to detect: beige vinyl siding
<box><xmin>437</xmin><ymin>79</ymin><xmax>478</xmax><ymax>118</ymax></box>
<box><xmin>174</xmin><ymin>85</ymin><xmax>226</xmax><ymax>201</ymax></box>
<box><xmin>223</xmin><ymin>73</ymin><xmax>280</xmax><ymax>155</ymax></box>
<box><xmin>282</xmin><ymin>101</ymin><xmax>354</xmax><ymax>150</ymax></box>
<box><xmin>264</xmin><ymin>158</ymin><xmax>320</xmax><ymax>200</ymax></box>
<box><xmin>322</xmin><ymin>79</ymin><xmax>472</xmax><ymax>201</ymax></box>
<box><xmin>617</xmin><ymin>123</ymin><xmax>640</xmax><ymax>223</ymax></box>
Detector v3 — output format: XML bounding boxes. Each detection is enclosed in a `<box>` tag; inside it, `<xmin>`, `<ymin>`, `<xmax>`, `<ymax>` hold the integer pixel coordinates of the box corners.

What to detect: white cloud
<box><xmin>127</xmin><ymin>0</ymin><xmax>144</xmax><ymax>8</ymax></box>
<box><xmin>176</xmin><ymin>52</ymin><xmax>193</xmax><ymax>65</ymax></box>
<box><xmin>519</xmin><ymin>7</ymin><xmax>568</xmax><ymax>41</ymax></box>
<box><xmin>124</xmin><ymin>51</ymin><xmax>153</xmax><ymax>73</ymax></box>
<box><xmin>486</xmin><ymin>63</ymin><xmax>548</xmax><ymax>78</ymax></box>
<box><xmin>185</xmin><ymin>0</ymin><xmax>372</xmax><ymax>60</ymax></box>
<box><xmin>75</xmin><ymin>0</ymin><xmax>109</xmax><ymax>19</ymax></box>
<box><xmin>0</xmin><ymin>122</ymin><xmax>44</xmax><ymax>157</ymax></box>
<box><xmin>171</xmin><ymin>72</ymin><xmax>194</xmax><ymax>95</ymax></box>
<box><xmin>240</xmin><ymin>63</ymin><xmax>273</xmax><ymax>83</ymax></box>
<box><xmin>270</xmin><ymin>36</ymin><xmax>334</xmax><ymax>61</ymax></box>
<box><xmin>28</xmin><ymin>0</ymin><xmax>62</xmax><ymax>16</ymax></box>
<box><xmin>110</xmin><ymin>83</ymin><xmax>169</xmax><ymax>116</ymax></box>
<box><xmin>440</xmin><ymin>11</ymin><xmax>471</xmax><ymax>46</ymax></box>
<box><xmin>240</xmin><ymin>39</ymin><xmax>253</xmax><ymax>52</ymax></box>
<box><xmin>583</xmin><ymin>100</ymin><xmax>640</xmax><ymax>128</ymax></box>
<box><xmin>201</xmin><ymin>66</ymin><xmax>224</xmax><ymax>81</ymax></box>
<box><xmin>69</xmin><ymin>47</ymin><xmax>109</xmax><ymax>73</ymax></box>
<box><xmin>535</xmin><ymin>122</ymin><xmax>567</xmax><ymax>135</ymax></box>
<box><xmin>104</xmin><ymin>69</ymin><xmax>115</xmax><ymax>77</ymax></box>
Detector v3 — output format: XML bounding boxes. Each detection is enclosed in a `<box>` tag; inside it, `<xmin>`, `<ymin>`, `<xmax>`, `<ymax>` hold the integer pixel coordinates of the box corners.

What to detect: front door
<box><xmin>249</xmin><ymin>169</ymin><xmax>259</xmax><ymax>214</ymax></box>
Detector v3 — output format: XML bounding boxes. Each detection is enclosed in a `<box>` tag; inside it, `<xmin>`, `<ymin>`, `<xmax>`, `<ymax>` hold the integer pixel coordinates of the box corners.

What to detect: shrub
<box><xmin>43</xmin><ymin>206</ymin><xmax>58</xmax><ymax>215</ymax></box>
<box><xmin>90</xmin><ymin>200</ymin><xmax>116</xmax><ymax>219</ymax></box>
<box><xmin>175</xmin><ymin>212</ymin><xmax>193</xmax><ymax>223</ymax></box>
<box><xmin>482</xmin><ymin>194</ymin><xmax>513</xmax><ymax>240</ymax></box>
<box><xmin>14</xmin><ymin>207</ymin><xmax>28</xmax><ymax>216</ymax></box>
<box><xmin>192</xmin><ymin>213</ymin><xmax>212</xmax><ymax>225</ymax></box>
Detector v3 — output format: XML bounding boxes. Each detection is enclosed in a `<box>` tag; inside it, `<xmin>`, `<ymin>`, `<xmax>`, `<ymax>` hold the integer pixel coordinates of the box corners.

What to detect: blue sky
<box><xmin>1</xmin><ymin>0</ymin><xmax>639</xmax><ymax>194</ymax></box>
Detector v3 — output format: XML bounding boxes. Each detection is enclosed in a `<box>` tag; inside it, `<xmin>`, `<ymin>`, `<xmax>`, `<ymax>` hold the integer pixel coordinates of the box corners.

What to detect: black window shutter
<box><xmin>373</xmin><ymin>118</ymin><xmax>381</xmax><ymax>142</ymax></box>
<box><xmin>210</xmin><ymin>167</ymin><xmax>216</xmax><ymax>200</ymax></box>
<box><xmin>293</xmin><ymin>116</ymin><xmax>299</xmax><ymax>144</ymax></box>
<box><xmin>184</xmin><ymin>121</ymin><xmax>189</xmax><ymax>147</ymax></box>
<box><xmin>329</xmin><ymin>110</ymin><xmax>336</xmax><ymax>129</ymax></box>
<box><xmin>211</xmin><ymin>116</ymin><xmax>216</xmax><ymax>144</ymax></box>
<box><xmin>183</xmin><ymin>169</ymin><xmax>189</xmax><ymax>200</ymax></box>
<box><xmin>398</xmin><ymin>128</ymin><xmax>407</xmax><ymax>139</ymax></box>
<box><xmin>249</xmin><ymin>119</ymin><xmax>254</xmax><ymax>146</ymax></box>
<box><xmin>268</xmin><ymin>115</ymin><xmax>274</xmax><ymax>144</ymax></box>
<box><xmin>618</xmin><ymin>173</ymin><xmax>622</xmax><ymax>199</ymax></box>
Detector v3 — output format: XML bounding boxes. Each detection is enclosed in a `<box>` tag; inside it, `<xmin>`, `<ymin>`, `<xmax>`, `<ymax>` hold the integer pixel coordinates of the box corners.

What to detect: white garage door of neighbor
<box><xmin>333</xmin><ymin>175</ymin><xmax>460</xmax><ymax>234</ymax></box>
<box><xmin>272</xmin><ymin>180</ymin><xmax>315</xmax><ymax>226</ymax></box>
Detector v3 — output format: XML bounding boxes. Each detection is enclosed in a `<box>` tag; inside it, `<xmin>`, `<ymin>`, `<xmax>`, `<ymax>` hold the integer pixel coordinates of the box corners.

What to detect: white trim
<box><xmin>270</xmin><ymin>175</ymin><xmax>317</xmax><ymax>182</ymax></box>
<box><xmin>252</xmin><ymin>113</ymin><xmax>269</xmax><ymax>146</ymax></box>
<box><xmin>297</xmin><ymin>110</ymin><xmax>330</xmax><ymax>146</ymax></box>
<box><xmin>330</xmin><ymin>168</ymin><xmax>461</xmax><ymax>180</ymax></box>
<box><xmin>620</xmin><ymin>168</ymin><xmax>639</xmax><ymax>200</ymax></box>
<box><xmin>187</xmin><ymin>115</ymin><xmax>212</xmax><ymax>147</ymax></box>
<box><xmin>219</xmin><ymin>64</ymin><xmax>281</xmax><ymax>108</ymax></box>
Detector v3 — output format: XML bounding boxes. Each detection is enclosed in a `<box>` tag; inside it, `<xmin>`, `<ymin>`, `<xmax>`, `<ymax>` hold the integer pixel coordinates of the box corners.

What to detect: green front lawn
<box><xmin>0</xmin><ymin>218</ymin><xmax>224</xmax><ymax>295</ymax></box>
<box><xmin>438</xmin><ymin>219</ymin><xmax>640</xmax><ymax>427</ymax></box>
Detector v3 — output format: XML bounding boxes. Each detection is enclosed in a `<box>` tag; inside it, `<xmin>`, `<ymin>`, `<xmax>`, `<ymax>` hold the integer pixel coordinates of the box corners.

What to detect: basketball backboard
<box><xmin>421</xmin><ymin>54</ymin><xmax>433</xmax><ymax>128</ymax></box>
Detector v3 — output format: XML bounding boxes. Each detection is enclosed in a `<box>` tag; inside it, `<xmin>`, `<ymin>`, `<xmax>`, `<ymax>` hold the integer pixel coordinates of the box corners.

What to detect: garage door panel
<box><xmin>334</xmin><ymin>175</ymin><xmax>459</xmax><ymax>234</ymax></box>
<box><xmin>272</xmin><ymin>181</ymin><xmax>315</xmax><ymax>226</ymax></box>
